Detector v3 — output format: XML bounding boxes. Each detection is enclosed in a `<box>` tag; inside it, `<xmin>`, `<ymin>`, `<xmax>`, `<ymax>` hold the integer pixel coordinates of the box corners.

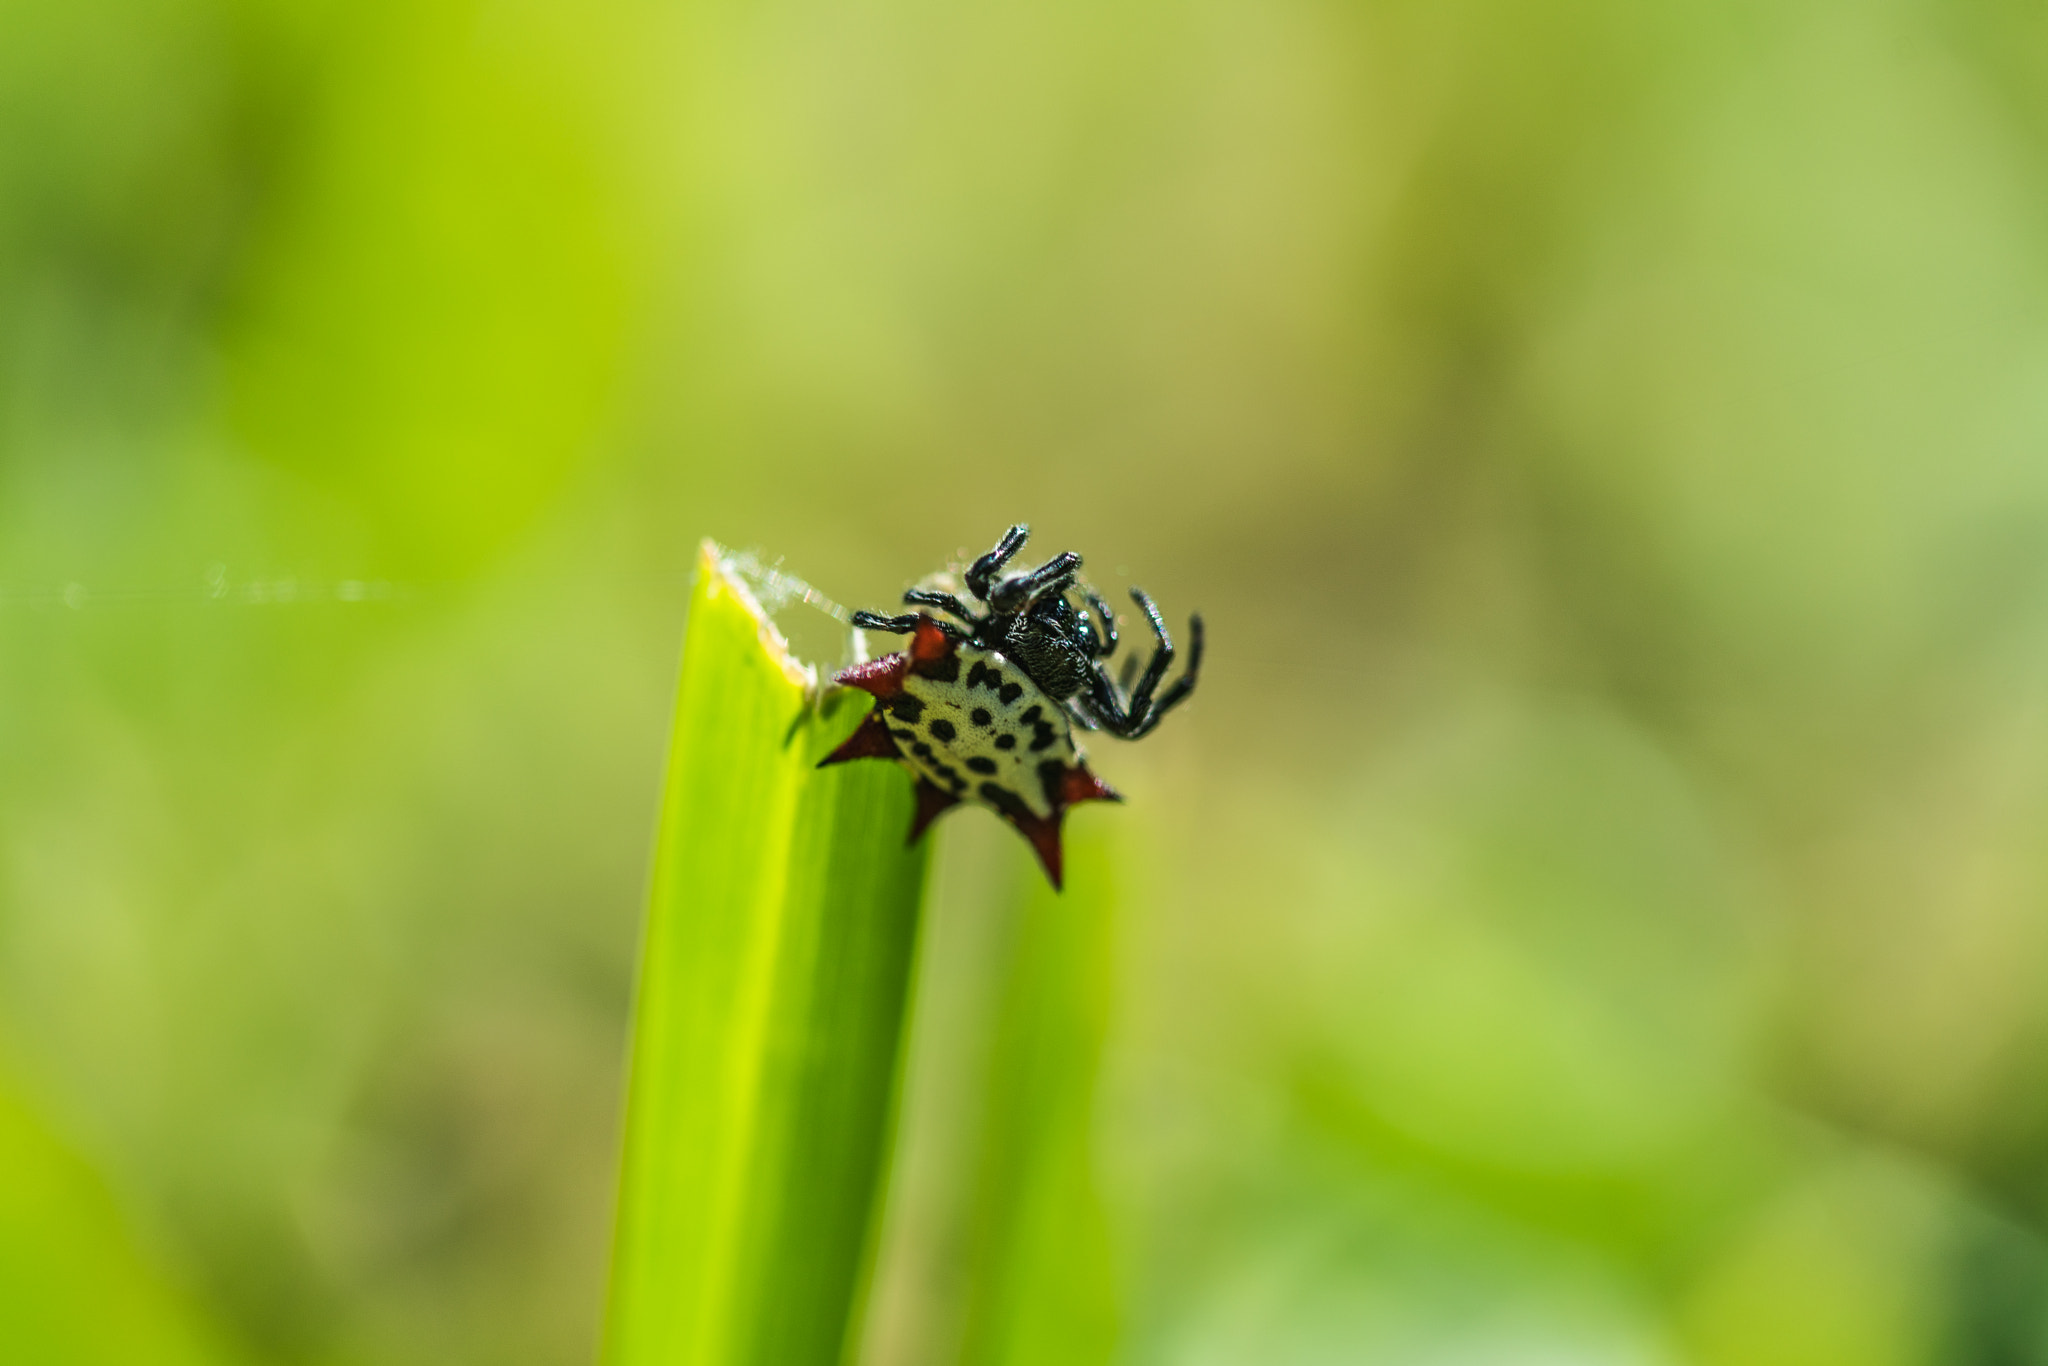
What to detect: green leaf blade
<box><xmin>605</xmin><ymin>543</ymin><xmax>930</xmax><ymax>1366</ymax></box>
<box><xmin>959</xmin><ymin>821</ymin><xmax>1122</xmax><ymax>1366</ymax></box>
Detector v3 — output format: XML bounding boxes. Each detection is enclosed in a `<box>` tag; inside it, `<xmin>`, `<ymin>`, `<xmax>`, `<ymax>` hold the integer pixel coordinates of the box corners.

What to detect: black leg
<box><xmin>1078</xmin><ymin>667</ymin><xmax>1128</xmax><ymax>733</ymax></box>
<box><xmin>1123</xmin><ymin>588</ymin><xmax>1177</xmax><ymax>722</ymax></box>
<box><xmin>965</xmin><ymin>524</ymin><xmax>1030</xmax><ymax>602</ymax></box>
<box><xmin>851</xmin><ymin>609</ymin><xmax>967</xmax><ymax>641</ymax></box>
<box><xmin>850</xmin><ymin>610</ymin><xmax>918</xmax><ymax>634</ymax></box>
<box><xmin>1125</xmin><ymin>613</ymin><xmax>1202</xmax><ymax>738</ymax></box>
<box><xmin>1079</xmin><ymin>584</ymin><xmax>1118</xmax><ymax>657</ymax></box>
<box><xmin>1074</xmin><ymin>596</ymin><xmax>1202</xmax><ymax>739</ymax></box>
<box><xmin>989</xmin><ymin>551</ymin><xmax>1081</xmax><ymax>613</ymax></box>
<box><xmin>902</xmin><ymin>588</ymin><xmax>982</xmax><ymax>629</ymax></box>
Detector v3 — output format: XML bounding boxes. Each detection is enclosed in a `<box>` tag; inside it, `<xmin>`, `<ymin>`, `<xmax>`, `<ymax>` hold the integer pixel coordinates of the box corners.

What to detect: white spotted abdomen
<box><xmin>885</xmin><ymin>645</ymin><xmax>1079</xmax><ymax>819</ymax></box>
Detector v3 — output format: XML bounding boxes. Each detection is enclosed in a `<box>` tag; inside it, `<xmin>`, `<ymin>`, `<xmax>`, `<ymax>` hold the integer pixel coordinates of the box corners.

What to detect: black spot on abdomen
<box><xmin>970</xmin><ymin>707</ymin><xmax>993</xmax><ymax>727</ymax></box>
<box><xmin>1038</xmin><ymin>760</ymin><xmax>1067</xmax><ymax>806</ymax></box>
<box><xmin>998</xmin><ymin>682</ymin><xmax>1023</xmax><ymax>704</ymax></box>
<box><xmin>966</xmin><ymin>756</ymin><xmax>999</xmax><ymax>775</ymax></box>
<box><xmin>888</xmin><ymin>694</ymin><xmax>925</xmax><ymax>723</ymax></box>
<box><xmin>1016</xmin><ymin>703</ymin><xmax>1058</xmax><ymax>751</ymax></box>
<box><xmin>929</xmin><ymin>718</ymin><xmax>956</xmax><ymax>742</ymax></box>
<box><xmin>994</xmin><ymin>733</ymin><xmax>1017</xmax><ymax>750</ymax></box>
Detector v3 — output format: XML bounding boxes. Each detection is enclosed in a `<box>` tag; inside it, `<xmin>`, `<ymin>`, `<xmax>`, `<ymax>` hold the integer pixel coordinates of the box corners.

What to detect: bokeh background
<box><xmin>8</xmin><ymin>0</ymin><xmax>2048</xmax><ymax>1361</ymax></box>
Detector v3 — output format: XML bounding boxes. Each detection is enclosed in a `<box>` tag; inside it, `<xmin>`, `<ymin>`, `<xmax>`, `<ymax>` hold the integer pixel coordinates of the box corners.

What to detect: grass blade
<box><xmin>604</xmin><ymin>542</ymin><xmax>930</xmax><ymax>1366</ymax></box>
<box><xmin>957</xmin><ymin>822</ymin><xmax>1121</xmax><ymax>1366</ymax></box>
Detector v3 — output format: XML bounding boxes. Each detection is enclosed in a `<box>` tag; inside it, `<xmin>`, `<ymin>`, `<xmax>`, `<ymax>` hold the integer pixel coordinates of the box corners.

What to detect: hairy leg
<box><xmin>851</xmin><ymin>609</ymin><xmax>967</xmax><ymax>641</ymax></box>
<box><xmin>902</xmin><ymin>588</ymin><xmax>981</xmax><ymax>629</ymax></box>
<box><xmin>1079</xmin><ymin>584</ymin><xmax>1119</xmax><ymax>657</ymax></box>
<box><xmin>964</xmin><ymin>524</ymin><xmax>1031</xmax><ymax>602</ymax></box>
<box><xmin>989</xmin><ymin>552</ymin><xmax>1081</xmax><ymax>613</ymax></box>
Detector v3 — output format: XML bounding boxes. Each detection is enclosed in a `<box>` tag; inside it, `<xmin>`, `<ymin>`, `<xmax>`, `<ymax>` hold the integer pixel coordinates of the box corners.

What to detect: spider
<box><xmin>819</xmin><ymin>523</ymin><xmax>1202</xmax><ymax>888</ymax></box>
<box><xmin>848</xmin><ymin>522</ymin><xmax>1204</xmax><ymax>740</ymax></box>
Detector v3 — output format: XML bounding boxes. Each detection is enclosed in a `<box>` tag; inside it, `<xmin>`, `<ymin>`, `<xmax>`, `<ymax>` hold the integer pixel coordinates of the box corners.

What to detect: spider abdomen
<box><xmin>821</xmin><ymin>616</ymin><xmax>1120</xmax><ymax>888</ymax></box>
<box><xmin>896</xmin><ymin>642</ymin><xmax>1077</xmax><ymax>819</ymax></box>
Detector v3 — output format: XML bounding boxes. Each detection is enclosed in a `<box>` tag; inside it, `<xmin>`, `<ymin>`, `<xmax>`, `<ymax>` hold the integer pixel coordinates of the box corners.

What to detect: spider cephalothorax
<box><xmin>817</xmin><ymin>523</ymin><xmax>1203</xmax><ymax>888</ymax></box>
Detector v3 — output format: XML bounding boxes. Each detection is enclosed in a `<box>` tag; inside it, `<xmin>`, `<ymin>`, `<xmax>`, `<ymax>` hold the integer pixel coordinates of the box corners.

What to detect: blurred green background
<box><xmin>8</xmin><ymin>0</ymin><xmax>2048</xmax><ymax>1361</ymax></box>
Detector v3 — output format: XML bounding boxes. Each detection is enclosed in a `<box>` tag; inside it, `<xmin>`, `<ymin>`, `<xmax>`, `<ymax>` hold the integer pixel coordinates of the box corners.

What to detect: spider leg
<box><xmin>965</xmin><ymin>524</ymin><xmax>1030</xmax><ymax>602</ymax></box>
<box><xmin>1121</xmin><ymin>612</ymin><xmax>1202</xmax><ymax>739</ymax></box>
<box><xmin>902</xmin><ymin>588</ymin><xmax>982</xmax><ymax>630</ymax></box>
<box><xmin>1084</xmin><ymin>590</ymin><xmax>1201</xmax><ymax>740</ymax></box>
<box><xmin>1122</xmin><ymin>587</ymin><xmax>1179</xmax><ymax>723</ymax></box>
<box><xmin>990</xmin><ymin>551</ymin><xmax>1082</xmax><ymax>614</ymax></box>
<box><xmin>1080</xmin><ymin>583</ymin><xmax>1118</xmax><ymax>657</ymax></box>
<box><xmin>851</xmin><ymin>610</ymin><xmax>918</xmax><ymax>634</ymax></box>
<box><xmin>1076</xmin><ymin>669</ymin><xmax>1126</xmax><ymax>733</ymax></box>
<box><xmin>852</xmin><ymin>609</ymin><xmax>967</xmax><ymax>641</ymax></box>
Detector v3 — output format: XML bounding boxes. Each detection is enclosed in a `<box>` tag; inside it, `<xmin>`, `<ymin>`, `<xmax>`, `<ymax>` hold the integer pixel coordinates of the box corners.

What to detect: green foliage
<box><xmin>957</xmin><ymin>823</ymin><xmax>1120</xmax><ymax>1366</ymax></box>
<box><xmin>604</xmin><ymin>545</ymin><xmax>930</xmax><ymax>1366</ymax></box>
<box><xmin>21</xmin><ymin>0</ymin><xmax>2048</xmax><ymax>1359</ymax></box>
<box><xmin>0</xmin><ymin>1074</ymin><xmax>242</xmax><ymax>1366</ymax></box>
